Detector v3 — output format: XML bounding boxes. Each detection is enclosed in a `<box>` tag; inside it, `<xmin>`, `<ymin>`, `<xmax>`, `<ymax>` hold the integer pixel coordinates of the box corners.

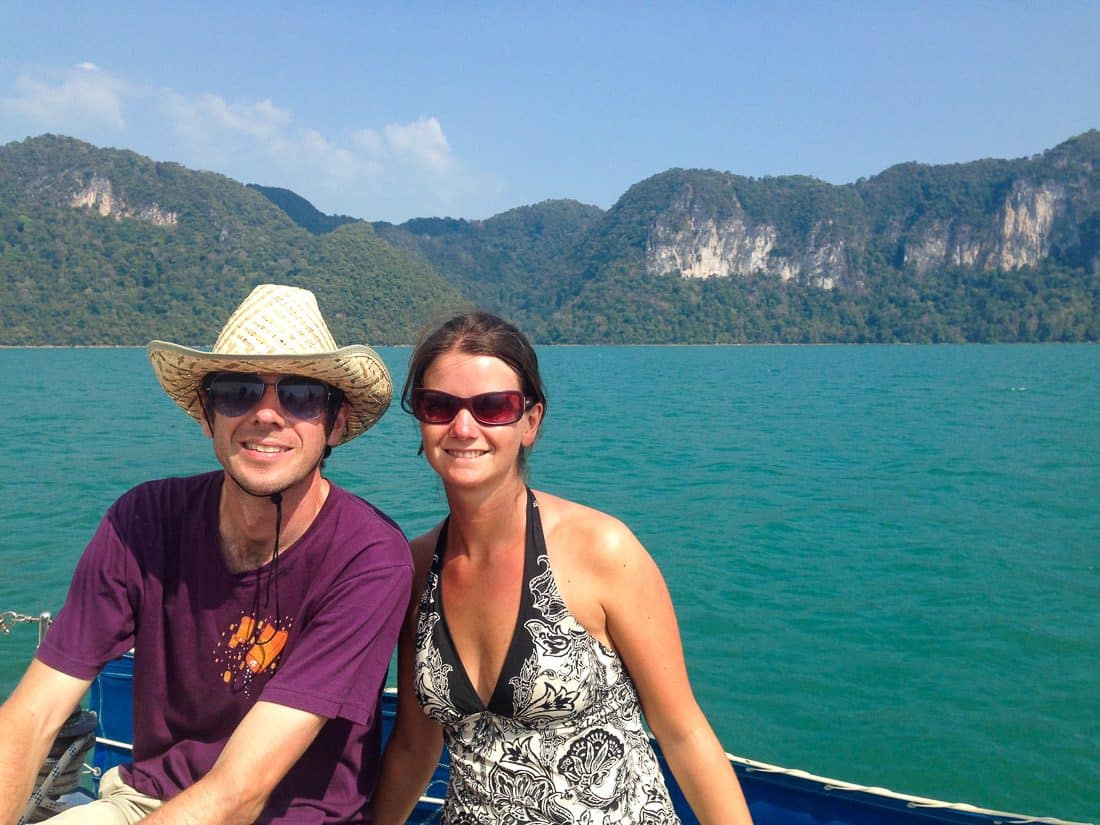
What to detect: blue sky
<box><xmin>2</xmin><ymin>2</ymin><xmax>1097</xmax><ymax>224</ymax></box>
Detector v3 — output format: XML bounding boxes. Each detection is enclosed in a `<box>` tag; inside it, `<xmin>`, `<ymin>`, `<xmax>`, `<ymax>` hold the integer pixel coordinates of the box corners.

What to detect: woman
<box><xmin>372</xmin><ymin>312</ymin><xmax>752</xmax><ymax>825</ymax></box>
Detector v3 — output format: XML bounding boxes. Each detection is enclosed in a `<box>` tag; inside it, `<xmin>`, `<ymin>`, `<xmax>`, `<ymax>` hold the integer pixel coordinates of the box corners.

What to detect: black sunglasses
<box><xmin>406</xmin><ymin>389</ymin><xmax>531</xmax><ymax>426</ymax></box>
<box><xmin>202</xmin><ymin>372</ymin><xmax>339</xmax><ymax>421</ymax></box>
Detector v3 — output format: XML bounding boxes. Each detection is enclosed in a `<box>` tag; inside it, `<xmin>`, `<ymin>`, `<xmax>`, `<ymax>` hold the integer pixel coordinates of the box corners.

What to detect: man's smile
<box><xmin>244</xmin><ymin>442</ymin><xmax>289</xmax><ymax>454</ymax></box>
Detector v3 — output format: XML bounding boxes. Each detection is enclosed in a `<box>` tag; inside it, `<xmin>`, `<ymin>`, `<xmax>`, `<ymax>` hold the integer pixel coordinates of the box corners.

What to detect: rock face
<box><xmin>70</xmin><ymin>175</ymin><xmax>178</xmax><ymax>227</ymax></box>
<box><xmin>646</xmin><ymin>203</ymin><xmax>846</xmax><ymax>289</ymax></box>
<box><xmin>994</xmin><ymin>181</ymin><xmax>1061</xmax><ymax>269</ymax></box>
<box><xmin>648</xmin><ymin>208</ymin><xmax>783</xmax><ymax>280</ymax></box>
<box><xmin>902</xmin><ymin>181</ymin><xmax>1062</xmax><ymax>273</ymax></box>
<box><xmin>639</xmin><ymin>133</ymin><xmax>1097</xmax><ymax>288</ymax></box>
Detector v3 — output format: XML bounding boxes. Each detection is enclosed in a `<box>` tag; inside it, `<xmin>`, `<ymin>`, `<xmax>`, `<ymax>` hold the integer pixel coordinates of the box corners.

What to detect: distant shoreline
<box><xmin>1</xmin><ymin>342</ymin><xmax>1095</xmax><ymax>351</ymax></box>
<box><xmin>0</xmin><ymin>344</ymin><xmax>147</xmax><ymax>350</ymax></box>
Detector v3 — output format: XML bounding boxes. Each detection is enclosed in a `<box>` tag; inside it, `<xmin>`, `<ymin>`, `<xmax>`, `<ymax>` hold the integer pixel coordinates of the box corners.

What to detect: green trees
<box><xmin>0</xmin><ymin>135</ymin><xmax>463</xmax><ymax>345</ymax></box>
<box><xmin>2</xmin><ymin>132</ymin><xmax>1098</xmax><ymax>345</ymax></box>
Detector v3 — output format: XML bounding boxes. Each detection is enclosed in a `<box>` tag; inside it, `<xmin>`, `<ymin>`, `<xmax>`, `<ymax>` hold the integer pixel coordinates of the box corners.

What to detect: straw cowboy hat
<box><xmin>147</xmin><ymin>284</ymin><xmax>392</xmax><ymax>443</ymax></box>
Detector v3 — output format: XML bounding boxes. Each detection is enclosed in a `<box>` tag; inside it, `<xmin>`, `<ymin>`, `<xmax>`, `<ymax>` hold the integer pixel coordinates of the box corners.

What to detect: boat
<box><xmin>4</xmin><ymin>615</ymin><xmax>1093</xmax><ymax>825</ymax></box>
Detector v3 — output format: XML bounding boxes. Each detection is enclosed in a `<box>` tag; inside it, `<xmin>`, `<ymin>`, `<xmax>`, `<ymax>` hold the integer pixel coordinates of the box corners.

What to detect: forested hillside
<box><xmin>374</xmin><ymin>130</ymin><xmax>1098</xmax><ymax>343</ymax></box>
<box><xmin>0</xmin><ymin>135</ymin><xmax>465</xmax><ymax>345</ymax></box>
<box><xmin>2</xmin><ymin>132</ymin><xmax>1097</xmax><ymax>345</ymax></box>
<box><xmin>371</xmin><ymin>199</ymin><xmax>604</xmax><ymax>336</ymax></box>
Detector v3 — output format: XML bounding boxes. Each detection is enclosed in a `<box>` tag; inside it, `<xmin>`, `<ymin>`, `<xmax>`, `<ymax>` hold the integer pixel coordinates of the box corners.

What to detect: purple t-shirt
<box><xmin>37</xmin><ymin>471</ymin><xmax>412</xmax><ymax>824</ymax></box>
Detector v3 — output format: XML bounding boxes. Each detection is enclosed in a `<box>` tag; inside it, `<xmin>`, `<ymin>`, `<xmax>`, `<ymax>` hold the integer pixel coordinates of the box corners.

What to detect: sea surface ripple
<box><xmin>0</xmin><ymin>345</ymin><xmax>1096</xmax><ymax>822</ymax></box>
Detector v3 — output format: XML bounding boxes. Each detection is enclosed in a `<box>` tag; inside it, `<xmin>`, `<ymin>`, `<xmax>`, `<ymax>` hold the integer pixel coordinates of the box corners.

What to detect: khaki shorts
<box><xmin>46</xmin><ymin>766</ymin><xmax>163</xmax><ymax>825</ymax></box>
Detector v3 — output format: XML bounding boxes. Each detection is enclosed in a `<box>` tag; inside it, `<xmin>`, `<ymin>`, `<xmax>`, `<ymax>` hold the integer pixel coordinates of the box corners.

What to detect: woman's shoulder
<box><xmin>533</xmin><ymin>489</ymin><xmax>643</xmax><ymax>568</ymax></box>
<box><xmin>532</xmin><ymin>488</ymin><xmax>619</xmax><ymax>528</ymax></box>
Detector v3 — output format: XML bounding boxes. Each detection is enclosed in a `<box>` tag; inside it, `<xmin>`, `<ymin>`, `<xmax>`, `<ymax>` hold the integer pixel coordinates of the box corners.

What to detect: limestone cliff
<box><xmin>637</xmin><ymin>132</ymin><xmax>1097</xmax><ymax>289</ymax></box>
<box><xmin>69</xmin><ymin>175</ymin><xmax>178</xmax><ymax>227</ymax></box>
<box><xmin>902</xmin><ymin>180</ymin><xmax>1063</xmax><ymax>273</ymax></box>
<box><xmin>645</xmin><ymin>191</ymin><xmax>850</xmax><ymax>289</ymax></box>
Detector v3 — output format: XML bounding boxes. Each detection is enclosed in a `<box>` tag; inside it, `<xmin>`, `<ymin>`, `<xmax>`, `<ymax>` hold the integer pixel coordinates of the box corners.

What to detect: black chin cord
<box><xmin>268</xmin><ymin>492</ymin><xmax>283</xmax><ymax>630</ymax></box>
<box><xmin>245</xmin><ymin>491</ymin><xmax>284</xmax><ymax>643</ymax></box>
<box><xmin>198</xmin><ymin>387</ymin><xmax>291</xmax><ymax>633</ymax></box>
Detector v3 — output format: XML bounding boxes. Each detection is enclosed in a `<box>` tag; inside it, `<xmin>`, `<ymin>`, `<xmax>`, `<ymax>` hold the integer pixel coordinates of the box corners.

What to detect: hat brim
<box><xmin>147</xmin><ymin>341</ymin><xmax>393</xmax><ymax>443</ymax></box>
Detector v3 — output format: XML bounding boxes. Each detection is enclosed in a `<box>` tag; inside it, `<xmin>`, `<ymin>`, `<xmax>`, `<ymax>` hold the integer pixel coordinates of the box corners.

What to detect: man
<box><xmin>0</xmin><ymin>284</ymin><xmax>412</xmax><ymax>825</ymax></box>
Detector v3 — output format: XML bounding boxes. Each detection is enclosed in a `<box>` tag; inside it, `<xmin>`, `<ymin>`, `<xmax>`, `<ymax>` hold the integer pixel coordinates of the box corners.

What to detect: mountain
<box><xmin>371</xmin><ymin>199</ymin><xmax>604</xmax><ymax>337</ymax></box>
<box><xmin>246</xmin><ymin>184</ymin><xmax>359</xmax><ymax>235</ymax></box>
<box><xmin>2</xmin><ymin>132</ymin><xmax>1098</xmax><ymax>345</ymax></box>
<box><xmin>0</xmin><ymin>135</ymin><xmax>465</xmax><ymax>346</ymax></box>
<box><xmin>372</xmin><ymin>130</ymin><xmax>1099</xmax><ymax>343</ymax></box>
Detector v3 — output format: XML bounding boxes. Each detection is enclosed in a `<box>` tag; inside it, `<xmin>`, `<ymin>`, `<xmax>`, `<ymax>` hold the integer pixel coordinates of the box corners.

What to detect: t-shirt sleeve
<box><xmin>259</xmin><ymin>524</ymin><xmax>412</xmax><ymax>726</ymax></box>
<box><xmin>36</xmin><ymin>509</ymin><xmax>141</xmax><ymax>680</ymax></box>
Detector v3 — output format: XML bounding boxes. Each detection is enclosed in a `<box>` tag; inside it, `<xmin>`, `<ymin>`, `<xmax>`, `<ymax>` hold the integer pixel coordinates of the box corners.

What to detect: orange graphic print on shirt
<box><xmin>213</xmin><ymin>614</ymin><xmax>291</xmax><ymax>695</ymax></box>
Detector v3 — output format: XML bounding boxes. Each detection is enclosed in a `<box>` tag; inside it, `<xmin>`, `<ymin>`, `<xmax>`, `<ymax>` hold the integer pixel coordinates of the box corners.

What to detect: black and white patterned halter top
<box><xmin>414</xmin><ymin>489</ymin><xmax>681</xmax><ymax>824</ymax></box>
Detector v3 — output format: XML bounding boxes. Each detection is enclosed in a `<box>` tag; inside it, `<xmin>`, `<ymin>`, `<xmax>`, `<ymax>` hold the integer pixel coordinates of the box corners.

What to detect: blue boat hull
<box><xmin>85</xmin><ymin>653</ymin><xmax>1087</xmax><ymax>825</ymax></box>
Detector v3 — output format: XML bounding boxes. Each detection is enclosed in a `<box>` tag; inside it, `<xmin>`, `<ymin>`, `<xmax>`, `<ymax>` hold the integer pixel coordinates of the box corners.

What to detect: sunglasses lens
<box><xmin>205</xmin><ymin>374</ymin><xmax>330</xmax><ymax>420</ymax></box>
<box><xmin>276</xmin><ymin>378</ymin><xmax>330</xmax><ymax>420</ymax></box>
<box><xmin>410</xmin><ymin>390</ymin><xmax>526</xmax><ymax>426</ymax></box>
<box><xmin>471</xmin><ymin>392</ymin><xmax>525</xmax><ymax>425</ymax></box>
<box><xmin>412</xmin><ymin>390</ymin><xmax>460</xmax><ymax>424</ymax></box>
<box><xmin>206</xmin><ymin>375</ymin><xmax>265</xmax><ymax>417</ymax></box>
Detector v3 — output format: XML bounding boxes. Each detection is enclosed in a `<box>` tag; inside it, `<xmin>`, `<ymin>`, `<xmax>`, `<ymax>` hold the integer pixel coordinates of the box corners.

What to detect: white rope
<box><xmin>18</xmin><ymin>731</ymin><xmax>95</xmax><ymax>825</ymax></box>
<box><xmin>727</xmin><ymin>753</ymin><xmax>1093</xmax><ymax>825</ymax></box>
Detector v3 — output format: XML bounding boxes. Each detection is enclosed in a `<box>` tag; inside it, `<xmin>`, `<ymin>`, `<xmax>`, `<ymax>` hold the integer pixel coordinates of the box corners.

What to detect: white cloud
<box><xmin>352</xmin><ymin>127</ymin><xmax>386</xmax><ymax>157</ymax></box>
<box><xmin>1</xmin><ymin>63</ymin><xmax>128</xmax><ymax>131</ymax></box>
<box><xmin>353</xmin><ymin>116</ymin><xmax>453</xmax><ymax>170</ymax></box>
<box><xmin>199</xmin><ymin>95</ymin><xmax>289</xmax><ymax>140</ymax></box>
<box><xmin>157</xmin><ymin>90</ymin><xmax>290</xmax><ymax>142</ymax></box>
<box><xmin>1</xmin><ymin>64</ymin><xmax>490</xmax><ymax>220</ymax></box>
<box><xmin>345</xmin><ymin>116</ymin><xmax>482</xmax><ymax>217</ymax></box>
<box><xmin>295</xmin><ymin>128</ymin><xmax>383</xmax><ymax>184</ymax></box>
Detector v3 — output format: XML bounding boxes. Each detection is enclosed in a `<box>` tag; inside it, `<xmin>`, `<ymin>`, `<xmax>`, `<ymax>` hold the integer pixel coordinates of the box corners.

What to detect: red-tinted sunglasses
<box><xmin>406</xmin><ymin>389</ymin><xmax>531</xmax><ymax>426</ymax></box>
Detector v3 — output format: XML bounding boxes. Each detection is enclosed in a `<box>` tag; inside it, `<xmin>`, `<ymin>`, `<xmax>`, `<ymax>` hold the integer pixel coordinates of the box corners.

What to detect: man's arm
<box><xmin>141</xmin><ymin>700</ymin><xmax>327</xmax><ymax>825</ymax></box>
<box><xmin>0</xmin><ymin>660</ymin><xmax>93</xmax><ymax>825</ymax></box>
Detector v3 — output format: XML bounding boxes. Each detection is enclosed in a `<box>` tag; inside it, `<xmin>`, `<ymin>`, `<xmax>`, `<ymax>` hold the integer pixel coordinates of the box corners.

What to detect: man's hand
<box><xmin>140</xmin><ymin>701</ymin><xmax>327</xmax><ymax>825</ymax></box>
<box><xmin>0</xmin><ymin>660</ymin><xmax>92</xmax><ymax>825</ymax></box>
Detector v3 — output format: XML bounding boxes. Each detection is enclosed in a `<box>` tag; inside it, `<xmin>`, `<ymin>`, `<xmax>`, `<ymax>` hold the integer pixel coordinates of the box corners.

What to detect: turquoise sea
<box><xmin>0</xmin><ymin>345</ymin><xmax>1097</xmax><ymax>823</ymax></box>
